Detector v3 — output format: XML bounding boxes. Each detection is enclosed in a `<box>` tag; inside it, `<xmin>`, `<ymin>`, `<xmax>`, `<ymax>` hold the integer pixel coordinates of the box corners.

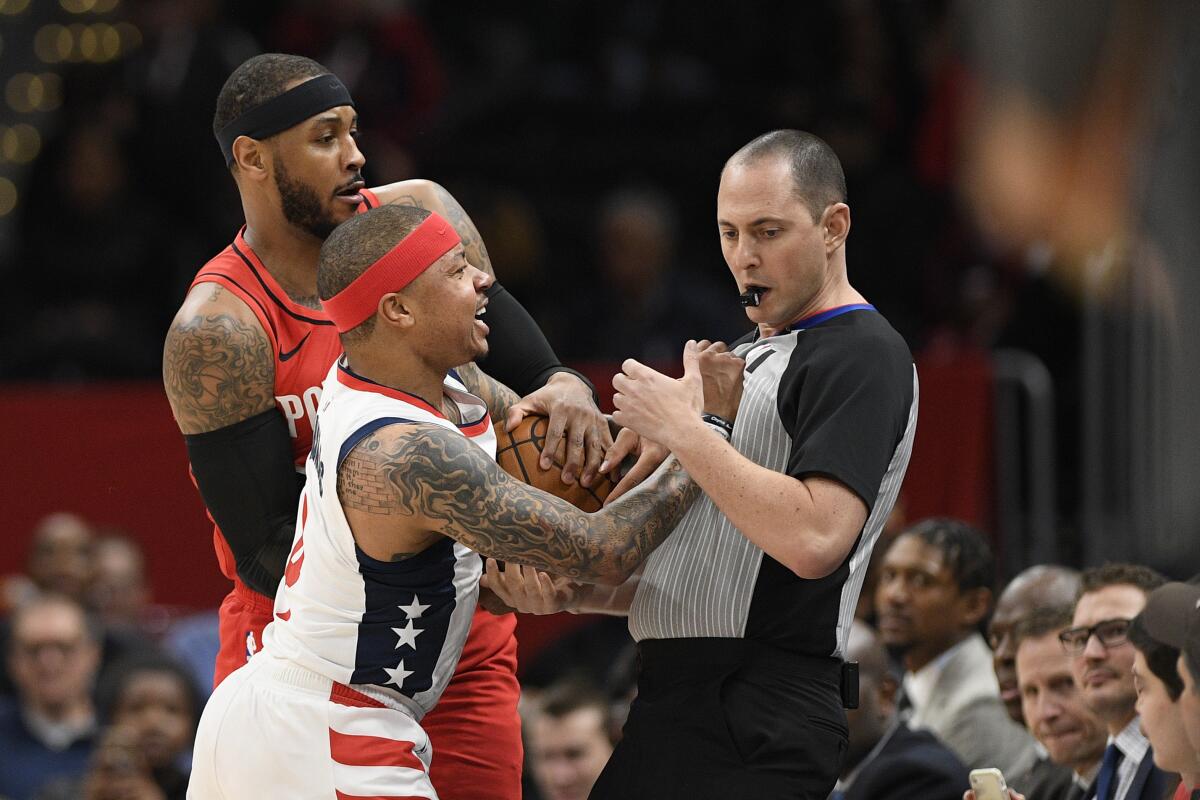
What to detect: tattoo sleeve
<box><xmin>162</xmin><ymin>295</ymin><xmax>276</xmax><ymax>434</ymax></box>
<box><xmin>454</xmin><ymin>362</ymin><xmax>520</xmax><ymax>426</ymax></box>
<box><xmin>432</xmin><ymin>183</ymin><xmax>494</xmax><ymax>278</ymax></box>
<box><xmin>338</xmin><ymin>424</ymin><xmax>699</xmax><ymax>584</ymax></box>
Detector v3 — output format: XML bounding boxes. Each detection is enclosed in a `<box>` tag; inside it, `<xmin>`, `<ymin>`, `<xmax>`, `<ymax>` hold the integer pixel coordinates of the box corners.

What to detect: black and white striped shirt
<box><xmin>629</xmin><ymin>306</ymin><xmax>917</xmax><ymax>659</ymax></box>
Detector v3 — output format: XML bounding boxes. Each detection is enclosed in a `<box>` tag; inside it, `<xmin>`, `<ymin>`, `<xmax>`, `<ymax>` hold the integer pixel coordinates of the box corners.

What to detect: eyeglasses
<box><xmin>1058</xmin><ymin>618</ymin><xmax>1132</xmax><ymax>654</ymax></box>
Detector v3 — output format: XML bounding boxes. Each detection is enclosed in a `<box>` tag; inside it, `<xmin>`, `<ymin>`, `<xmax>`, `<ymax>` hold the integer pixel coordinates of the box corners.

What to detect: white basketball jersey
<box><xmin>264</xmin><ymin>357</ymin><xmax>497</xmax><ymax>720</ymax></box>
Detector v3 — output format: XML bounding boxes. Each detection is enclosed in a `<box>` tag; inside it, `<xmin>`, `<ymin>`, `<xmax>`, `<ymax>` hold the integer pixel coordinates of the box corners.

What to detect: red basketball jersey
<box><xmin>188</xmin><ymin>191</ymin><xmax>384</xmax><ymax>581</ymax></box>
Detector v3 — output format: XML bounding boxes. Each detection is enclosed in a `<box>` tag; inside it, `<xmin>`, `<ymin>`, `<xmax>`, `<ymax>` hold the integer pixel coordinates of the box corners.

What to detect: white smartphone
<box><xmin>969</xmin><ymin>768</ymin><xmax>1009</xmax><ymax>800</ymax></box>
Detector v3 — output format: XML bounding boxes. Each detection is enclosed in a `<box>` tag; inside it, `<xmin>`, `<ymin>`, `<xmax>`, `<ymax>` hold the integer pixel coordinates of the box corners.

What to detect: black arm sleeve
<box><xmin>184</xmin><ymin>408</ymin><xmax>304</xmax><ymax>598</ymax></box>
<box><xmin>476</xmin><ymin>282</ymin><xmax>597</xmax><ymax>400</ymax></box>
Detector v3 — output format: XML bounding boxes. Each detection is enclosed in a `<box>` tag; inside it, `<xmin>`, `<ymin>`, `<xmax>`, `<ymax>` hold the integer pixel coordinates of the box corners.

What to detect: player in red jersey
<box><xmin>162</xmin><ymin>53</ymin><xmax>631</xmax><ymax>800</ymax></box>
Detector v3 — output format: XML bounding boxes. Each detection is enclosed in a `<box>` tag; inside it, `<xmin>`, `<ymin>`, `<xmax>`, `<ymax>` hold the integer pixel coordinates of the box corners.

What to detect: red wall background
<box><xmin>0</xmin><ymin>346</ymin><xmax>993</xmax><ymax>658</ymax></box>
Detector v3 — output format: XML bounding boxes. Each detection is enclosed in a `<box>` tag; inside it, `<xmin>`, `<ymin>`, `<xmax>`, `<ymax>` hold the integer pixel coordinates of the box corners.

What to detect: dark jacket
<box><xmin>842</xmin><ymin>723</ymin><xmax>969</xmax><ymax>800</ymax></box>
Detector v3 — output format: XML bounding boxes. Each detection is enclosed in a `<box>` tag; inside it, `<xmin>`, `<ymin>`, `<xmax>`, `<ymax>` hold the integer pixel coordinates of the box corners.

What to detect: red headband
<box><xmin>323</xmin><ymin>213</ymin><xmax>462</xmax><ymax>333</ymax></box>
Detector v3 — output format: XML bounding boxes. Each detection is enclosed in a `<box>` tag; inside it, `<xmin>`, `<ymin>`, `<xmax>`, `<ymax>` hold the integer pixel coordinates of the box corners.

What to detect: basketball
<box><xmin>495</xmin><ymin>415</ymin><xmax>616</xmax><ymax>512</ymax></box>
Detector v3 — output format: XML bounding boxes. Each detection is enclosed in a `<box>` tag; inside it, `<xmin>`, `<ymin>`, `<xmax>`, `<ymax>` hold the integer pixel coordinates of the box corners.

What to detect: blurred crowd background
<box><xmin>1</xmin><ymin>0</ymin><xmax>1199</xmax><ymax>798</ymax></box>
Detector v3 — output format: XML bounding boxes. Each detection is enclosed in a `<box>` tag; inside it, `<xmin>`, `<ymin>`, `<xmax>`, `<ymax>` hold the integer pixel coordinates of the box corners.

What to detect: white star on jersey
<box><xmin>398</xmin><ymin>596</ymin><xmax>430</xmax><ymax>619</ymax></box>
<box><xmin>392</xmin><ymin>620</ymin><xmax>424</xmax><ymax>650</ymax></box>
<box><xmin>383</xmin><ymin>661</ymin><xmax>414</xmax><ymax>690</ymax></box>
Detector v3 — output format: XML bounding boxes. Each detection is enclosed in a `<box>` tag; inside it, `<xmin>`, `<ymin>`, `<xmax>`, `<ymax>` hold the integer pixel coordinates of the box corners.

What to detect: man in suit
<box><xmin>992</xmin><ymin>567</ymin><xmax>1084</xmax><ymax>798</ymax></box>
<box><xmin>833</xmin><ymin>620</ymin><xmax>968</xmax><ymax>800</ymax></box>
<box><xmin>875</xmin><ymin>518</ymin><xmax>1037</xmax><ymax>775</ymax></box>
<box><xmin>1011</xmin><ymin>606</ymin><xmax>1108</xmax><ymax>799</ymax></box>
<box><xmin>1062</xmin><ymin>564</ymin><xmax>1176</xmax><ymax>800</ymax></box>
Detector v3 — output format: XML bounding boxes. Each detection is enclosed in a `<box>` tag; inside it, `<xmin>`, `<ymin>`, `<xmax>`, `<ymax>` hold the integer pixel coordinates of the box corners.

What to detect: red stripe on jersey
<box><xmin>330</xmin><ymin>682</ymin><xmax>387</xmax><ymax>709</ymax></box>
<box><xmin>334</xmin><ymin>792</ymin><xmax>428</xmax><ymax>800</ymax></box>
<box><xmin>458</xmin><ymin>415</ymin><xmax>491</xmax><ymax>438</ymax></box>
<box><xmin>329</xmin><ymin>730</ymin><xmax>425</xmax><ymax>771</ymax></box>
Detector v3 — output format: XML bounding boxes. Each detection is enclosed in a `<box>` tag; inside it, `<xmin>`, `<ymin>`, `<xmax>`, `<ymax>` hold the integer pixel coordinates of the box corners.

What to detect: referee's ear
<box><xmin>821</xmin><ymin>202</ymin><xmax>850</xmax><ymax>255</ymax></box>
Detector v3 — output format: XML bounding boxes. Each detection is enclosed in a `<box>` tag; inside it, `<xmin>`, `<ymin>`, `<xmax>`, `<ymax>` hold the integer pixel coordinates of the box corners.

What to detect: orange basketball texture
<box><xmin>495</xmin><ymin>415</ymin><xmax>616</xmax><ymax>512</ymax></box>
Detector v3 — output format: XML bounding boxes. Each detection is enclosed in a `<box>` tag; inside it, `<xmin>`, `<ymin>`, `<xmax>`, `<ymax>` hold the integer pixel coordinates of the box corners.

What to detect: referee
<box><xmin>599</xmin><ymin>130</ymin><xmax>918</xmax><ymax>799</ymax></box>
<box><xmin>482</xmin><ymin>130</ymin><xmax>918</xmax><ymax>797</ymax></box>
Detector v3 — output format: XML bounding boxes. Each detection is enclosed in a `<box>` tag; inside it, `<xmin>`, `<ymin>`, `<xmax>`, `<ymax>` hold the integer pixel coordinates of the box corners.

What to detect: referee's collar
<box><xmin>786</xmin><ymin>303</ymin><xmax>876</xmax><ymax>331</ymax></box>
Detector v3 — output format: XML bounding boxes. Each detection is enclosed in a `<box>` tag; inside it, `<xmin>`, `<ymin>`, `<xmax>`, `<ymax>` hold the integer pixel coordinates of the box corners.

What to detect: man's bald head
<box><xmin>990</xmin><ymin>565</ymin><xmax>1082</xmax><ymax>724</ymax></box>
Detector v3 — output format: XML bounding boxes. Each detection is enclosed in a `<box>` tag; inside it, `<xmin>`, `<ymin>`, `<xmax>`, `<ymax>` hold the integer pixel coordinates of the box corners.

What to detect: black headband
<box><xmin>216</xmin><ymin>74</ymin><xmax>355</xmax><ymax>166</ymax></box>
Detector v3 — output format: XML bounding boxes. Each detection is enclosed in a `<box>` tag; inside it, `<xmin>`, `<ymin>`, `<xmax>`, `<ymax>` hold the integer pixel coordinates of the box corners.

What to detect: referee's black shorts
<box><xmin>589</xmin><ymin>637</ymin><xmax>848</xmax><ymax>800</ymax></box>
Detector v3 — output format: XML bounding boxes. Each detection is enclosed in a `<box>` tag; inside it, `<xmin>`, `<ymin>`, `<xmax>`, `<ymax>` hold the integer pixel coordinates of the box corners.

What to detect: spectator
<box><xmin>1061</xmin><ymin>564</ymin><xmax>1175</xmax><ymax>800</ymax></box>
<box><xmin>569</xmin><ymin>185</ymin><xmax>741</xmax><ymax>363</ymax></box>
<box><xmin>991</xmin><ymin>567</ymin><xmax>1083</xmax><ymax>796</ymax></box>
<box><xmin>1135</xmin><ymin>581</ymin><xmax>1200</xmax><ymax>799</ymax></box>
<box><xmin>88</xmin><ymin>535</ymin><xmax>153</xmax><ymax>635</ymax></box>
<box><xmin>875</xmin><ymin>518</ymin><xmax>1037</xmax><ymax>774</ymax></box>
<box><xmin>39</xmin><ymin>724</ymin><xmax>167</xmax><ymax>800</ymax></box>
<box><xmin>25</xmin><ymin>513</ymin><xmax>95</xmax><ymax>604</ymax></box>
<box><xmin>1010</xmin><ymin>606</ymin><xmax>1107</xmax><ymax>798</ymax></box>
<box><xmin>834</xmin><ymin>620</ymin><xmax>968</xmax><ymax>800</ymax></box>
<box><xmin>0</xmin><ymin>596</ymin><xmax>100</xmax><ymax>800</ymax></box>
<box><xmin>104</xmin><ymin>655</ymin><xmax>200</xmax><ymax>798</ymax></box>
<box><xmin>525</xmin><ymin>680</ymin><xmax>616</xmax><ymax>800</ymax></box>
<box><xmin>991</xmin><ymin>565</ymin><xmax>1082</xmax><ymax>724</ymax></box>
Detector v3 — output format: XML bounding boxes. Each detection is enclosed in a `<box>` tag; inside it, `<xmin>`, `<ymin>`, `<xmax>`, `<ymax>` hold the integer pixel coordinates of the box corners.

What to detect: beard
<box><xmin>273</xmin><ymin>159</ymin><xmax>343</xmax><ymax>240</ymax></box>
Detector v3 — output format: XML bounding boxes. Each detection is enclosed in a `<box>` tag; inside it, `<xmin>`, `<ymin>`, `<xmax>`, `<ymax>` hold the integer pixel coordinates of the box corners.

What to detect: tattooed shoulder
<box><xmin>163</xmin><ymin>286</ymin><xmax>275</xmax><ymax>434</ymax></box>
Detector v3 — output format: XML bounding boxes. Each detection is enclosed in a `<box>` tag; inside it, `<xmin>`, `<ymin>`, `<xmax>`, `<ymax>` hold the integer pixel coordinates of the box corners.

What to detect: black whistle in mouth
<box><xmin>739</xmin><ymin>288</ymin><xmax>763</xmax><ymax>307</ymax></box>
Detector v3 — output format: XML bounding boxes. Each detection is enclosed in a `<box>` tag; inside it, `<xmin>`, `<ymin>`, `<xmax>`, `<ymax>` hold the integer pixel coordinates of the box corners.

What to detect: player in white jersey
<box><xmin>189</xmin><ymin>204</ymin><xmax>712</xmax><ymax>800</ymax></box>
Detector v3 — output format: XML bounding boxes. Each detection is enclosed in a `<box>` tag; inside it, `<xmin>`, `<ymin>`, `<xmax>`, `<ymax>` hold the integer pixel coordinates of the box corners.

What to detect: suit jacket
<box><xmin>842</xmin><ymin>723</ymin><xmax>969</xmax><ymax>800</ymax></box>
<box><xmin>1010</xmin><ymin>750</ymin><xmax>1078</xmax><ymax>800</ymax></box>
<box><xmin>907</xmin><ymin>633</ymin><xmax>1038</xmax><ymax>776</ymax></box>
<box><xmin>1081</xmin><ymin>747</ymin><xmax>1178</xmax><ymax>800</ymax></box>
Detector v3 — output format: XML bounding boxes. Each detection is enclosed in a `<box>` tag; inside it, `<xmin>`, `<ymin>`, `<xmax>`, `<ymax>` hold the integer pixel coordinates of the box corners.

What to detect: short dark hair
<box><xmin>1077</xmin><ymin>563</ymin><xmax>1168</xmax><ymax>601</ymax></box>
<box><xmin>97</xmin><ymin>653</ymin><xmax>203</xmax><ymax>734</ymax></box>
<box><xmin>725</xmin><ymin>129</ymin><xmax>848</xmax><ymax>221</ymax></box>
<box><xmin>1013</xmin><ymin>604</ymin><xmax>1075</xmax><ymax>650</ymax></box>
<box><xmin>213</xmin><ymin>53</ymin><xmax>330</xmax><ymax>155</ymax></box>
<box><xmin>902</xmin><ymin>517</ymin><xmax>994</xmax><ymax>593</ymax></box>
<box><xmin>534</xmin><ymin>678</ymin><xmax>615</xmax><ymax>744</ymax></box>
<box><xmin>317</xmin><ymin>205</ymin><xmax>432</xmax><ymax>340</ymax></box>
<box><xmin>1129</xmin><ymin>614</ymin><xmax>1184</xmax><ymax>701</ymax></box>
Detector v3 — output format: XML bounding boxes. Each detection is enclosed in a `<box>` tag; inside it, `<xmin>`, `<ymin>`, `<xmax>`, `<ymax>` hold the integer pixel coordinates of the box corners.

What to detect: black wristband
<box><xmin>701</xmin><ymin>412</ymin><xmax>734</xmax><ymax>439</ymax></box>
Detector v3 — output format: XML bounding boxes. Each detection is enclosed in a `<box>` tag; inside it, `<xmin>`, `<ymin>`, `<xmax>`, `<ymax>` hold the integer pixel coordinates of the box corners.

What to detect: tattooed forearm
<box><xmin>433</xmin><ymin>183</ymin><xmax>494</xmax><ymax>277</ymax></box>
<box><xmin>347</xmin><ymin>425</ymin><xmax>698</xmax><ymax>584</ymax></box>
<box><xmin>455</xmin><ymin>362</ymin><xmax>520</xmax><ymax>425</ymax></box>
<box><xmin>163</xmin><ymin>304</ymin><xmax>275</xmax><ymax>434</ymax></box>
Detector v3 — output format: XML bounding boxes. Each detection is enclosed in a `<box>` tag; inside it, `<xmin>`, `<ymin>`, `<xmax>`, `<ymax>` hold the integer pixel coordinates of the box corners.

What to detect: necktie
<box><xmin>1093</xmin><ymin>743</ymin><xmax>1122</xmax><ymax>800</ymax></box>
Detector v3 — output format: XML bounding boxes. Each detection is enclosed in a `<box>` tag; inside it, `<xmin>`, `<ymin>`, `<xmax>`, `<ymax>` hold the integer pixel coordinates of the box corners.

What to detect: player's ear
<box><xmin>378</xmin><ymin>292</ymin><xmax>416</xmax><ymax>331</ymax></box>
<box><xmin>231</xmin><ymin>136</ymin><xmax>269</xmax><ymax>180</ymax></box>
<box><xmin>821</xmin><ymin>202</ymin><xmax>850</xmax><ymax>254</ymax></box>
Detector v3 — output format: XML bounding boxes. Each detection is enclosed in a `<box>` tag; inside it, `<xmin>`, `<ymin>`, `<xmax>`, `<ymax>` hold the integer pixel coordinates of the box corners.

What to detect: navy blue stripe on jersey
<box><xmin>787</xmin><ymin>304</ymin><xmax>876</xmax><ymax>331</ymax></box>
<box><xmin>230</xmin><ymin>240</ymin><xmax>336</xmax><ymax>327</ymax></box>
<box><xmin>337</xmin><ymin>417</ymin><xmax>421</xmax><ymax>468</ymax></box>
<box><xmin>350</xmin><ymin>538</ymin><xmax>458</xmax><ymax>697</ymax></box>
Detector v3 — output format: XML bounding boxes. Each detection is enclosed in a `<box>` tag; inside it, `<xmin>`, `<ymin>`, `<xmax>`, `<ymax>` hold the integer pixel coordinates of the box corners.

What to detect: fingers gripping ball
<box><xmin>496</xmin><ymin>415</ymin><xmax>615</xmax><ymax>511</ymax></box>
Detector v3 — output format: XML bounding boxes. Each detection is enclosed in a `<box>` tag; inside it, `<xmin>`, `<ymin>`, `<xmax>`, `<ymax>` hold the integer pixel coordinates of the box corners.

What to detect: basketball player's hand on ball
<box><xmin>600</xmin><ymin>429</ymin><xmax>669</xmax><ymax>504</ymax></box>
<box><xmin>611</xmin><ymin>340</ymin><xmax>704</xmax><ymax>452</ymax></box>
<box><xmin>504</xmin><ymin>372</ymin><xmax>612</xmax><ymax>488</ymax></box>
<box><xmin>480</xmin><ymin>558</ymin><xmax>581</xmax><ymax>615</ymax></box>
<box><xmin>695</xmin><ymin>340</ymin><xmax>745</xmax><ymax>421</ymax></box>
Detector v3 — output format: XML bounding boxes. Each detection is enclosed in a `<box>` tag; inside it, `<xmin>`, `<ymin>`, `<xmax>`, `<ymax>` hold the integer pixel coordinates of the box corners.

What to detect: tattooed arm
<box><xmin>163</xmin><ymin>284</ymin><xmax>275</xmax><ymax>433</ymax></box>
<box><xmin>454</xmin><ymin>361</ymin><xmax>520</xmax><ymax>427</ymax></box>
<box><xmin>162</xmin><ymin>284</ymin><xmax>300</xmax><ymax>597</ymax></box>
<box><xmin>339</xmin><ymin>423</ymin><xmax>699</xmax><ymax>585</ymax></box>
<box><xmin>372</xmin><ymin>179</ymin><xmax>494</xmax><ymax>277</ymax></box>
